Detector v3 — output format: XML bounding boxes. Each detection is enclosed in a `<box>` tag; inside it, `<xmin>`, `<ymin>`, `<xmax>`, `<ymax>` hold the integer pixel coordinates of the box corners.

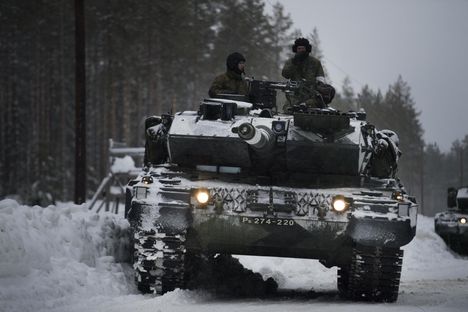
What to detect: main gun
<box><xmin>237</xmin><ymin>122</ymin><xmax>274</xmax><ymax>149</ymax></box>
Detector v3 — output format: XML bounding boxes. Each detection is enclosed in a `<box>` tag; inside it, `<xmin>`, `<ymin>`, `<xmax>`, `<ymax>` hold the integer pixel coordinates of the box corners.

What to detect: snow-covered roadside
<box><xmin>402</xmin><ymin>215</ymin><xmax>468</xmax><ymax>280</ymax></box>
<box><xmin>1</xmin><ymin>199</ymin><xmax>468</xmax><ymax>312</ymax></box>
<box><xmin>0</xmin><ymin>199</ymin><xmax>132</xmax><ymax>312</ymax></box>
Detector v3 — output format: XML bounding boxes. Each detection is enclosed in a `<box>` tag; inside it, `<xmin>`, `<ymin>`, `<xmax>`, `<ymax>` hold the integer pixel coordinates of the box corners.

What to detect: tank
<box><xmin>125</xmin><ymin>80</ymin><xmax>418</xmax><ymax>302</ymax></box>
<box><xmin>435</xmin><ymin>187</ymin><xmax>468</xmax><ymax>255</ymax></box>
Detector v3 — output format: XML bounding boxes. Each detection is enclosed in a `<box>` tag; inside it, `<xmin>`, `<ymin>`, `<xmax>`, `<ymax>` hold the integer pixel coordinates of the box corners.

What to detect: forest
<box><xmin>1</xmin><ymin>0</ymin><xmax>467</xmax><ymax>216</ymax></box>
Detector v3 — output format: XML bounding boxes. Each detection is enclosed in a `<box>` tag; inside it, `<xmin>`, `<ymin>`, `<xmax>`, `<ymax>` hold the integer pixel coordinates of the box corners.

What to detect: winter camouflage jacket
<box><xmin>281</xmin><ymin>55</ymin><xmax>325</xmax><ymax>85</ymax></box>
<box><xmin>281</xmin><ymin>55</ymin><xmax>325</xmax><ymax>109</ymax></box>
<box><xmin>208</xmin><ymin>70</ymin><xmax>249</xmax><ymax>98</ymax></box>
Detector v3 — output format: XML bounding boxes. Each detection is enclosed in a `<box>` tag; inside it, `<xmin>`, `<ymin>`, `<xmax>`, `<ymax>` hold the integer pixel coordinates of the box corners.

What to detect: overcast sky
<box><xmin>269</xmin><ymin>0</ymin><xmax>468</xmax><ymax>151</ymax></box>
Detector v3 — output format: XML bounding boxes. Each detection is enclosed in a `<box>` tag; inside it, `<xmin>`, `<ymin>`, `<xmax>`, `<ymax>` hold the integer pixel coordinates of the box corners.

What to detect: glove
<box><xmin>147</xmin><ymin>124</ymin><xmax>163</xmax><ymax>139</ymax></box>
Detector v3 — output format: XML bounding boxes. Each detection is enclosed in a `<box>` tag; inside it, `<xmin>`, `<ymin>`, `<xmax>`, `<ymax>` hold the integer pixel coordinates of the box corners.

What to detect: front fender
<box><xmin>128</xmin><ymin>200</ymin><xmax>191</xmax><ymax>234</ymax></box>
<box><xmin>347</xmin><ymin>216</ymin><xmax>416</xmax><ymax>248</ymax></box>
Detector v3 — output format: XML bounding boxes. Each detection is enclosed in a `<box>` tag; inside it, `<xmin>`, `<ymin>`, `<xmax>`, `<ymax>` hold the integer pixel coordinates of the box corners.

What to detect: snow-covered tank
<box><xmin>125</xmin><ymin>80</ymin><xmax>418</xmax><ymax>302</ymax></box>
<box><xmin>435</xmin><ymin>187</ymin><xmax>468</xmax><ymax>254</ymax></box>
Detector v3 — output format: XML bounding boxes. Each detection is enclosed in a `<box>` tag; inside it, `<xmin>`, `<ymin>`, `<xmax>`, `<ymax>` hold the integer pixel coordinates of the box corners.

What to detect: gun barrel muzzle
<box><xmin>238</xmin><ymin>123</ymin><xmax>272</xmax><ymax>149</ymax></box>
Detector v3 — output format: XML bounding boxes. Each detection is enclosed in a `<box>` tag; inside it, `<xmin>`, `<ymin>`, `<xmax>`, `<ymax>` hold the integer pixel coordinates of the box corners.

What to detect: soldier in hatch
<box><xmin>209</xmin><ymin>52</ymin><xmax>249</xmax><ymax>98</ymax></box>
<box><xmin>282</xmin><ymin>37</ymin><xmax>332</xmax><ymax>110</ymax></box>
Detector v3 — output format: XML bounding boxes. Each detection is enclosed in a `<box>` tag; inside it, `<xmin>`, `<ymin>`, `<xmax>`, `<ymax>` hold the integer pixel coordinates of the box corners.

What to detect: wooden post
<box><xmin>74</xmin><ymin>0</ymin><xmax>87</xmax><ymax>204</ymax></box>
<box><xmin>420</xmin><ymin>144</ymin><xmax>424</xmax><ymax>215</ymax></box>
<box><xmin>460</xmin><ymin>147</ymin><xmax>464</xmax><ymax>187</ymax></box>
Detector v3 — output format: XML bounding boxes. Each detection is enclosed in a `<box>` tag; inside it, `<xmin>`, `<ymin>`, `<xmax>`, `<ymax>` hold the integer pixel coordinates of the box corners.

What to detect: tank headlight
<box><xmin>142</xmin><ymin>175</ymin><xmax>153</xmax><ymax>184</ymax></box>
<box><xmin>333</xmin><ymin>199</ymin><xmax>346</xmax><ymax>212</ymax></box>
<box><xmin>460</xmin><ymin>217</ymin><xmax>467</xmax><ymax>224</ymax></box>
<box><xmin>195</xmin><ymin>189</ymin><xmax>210</xmax><ymax>205</ymax></box>
<box><xmin>392</xmin><ymin>191</ymin><xmax>404</xmax><ymax>201</ymax></box>
<box><xmin>332</xmin><ymin>195</ymin><xmax>350</xmax><ymax>212</ymax></box>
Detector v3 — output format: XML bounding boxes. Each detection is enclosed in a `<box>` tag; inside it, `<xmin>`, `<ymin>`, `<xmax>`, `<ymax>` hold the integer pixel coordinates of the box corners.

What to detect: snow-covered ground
<box><xmin>1</xmin><ymin>199</ymin><xmax>467</xmax><ymax>312</ymax></box>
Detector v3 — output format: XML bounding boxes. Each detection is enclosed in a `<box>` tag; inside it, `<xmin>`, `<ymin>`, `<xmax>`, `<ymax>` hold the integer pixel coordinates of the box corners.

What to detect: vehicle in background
<box><xmin>435</xmin><ymin>187</ymin><xmax>468</xmax><ymax>255</ymax></box>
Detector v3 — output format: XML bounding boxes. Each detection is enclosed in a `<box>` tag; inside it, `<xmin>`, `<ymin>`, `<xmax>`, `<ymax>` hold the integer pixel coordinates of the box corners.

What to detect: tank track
<box><xmin>133</xmin><ymin>229</ymin><xmax>186</xmax><ymax>294</ymax></box>
<box><xmin>442</xmin><ymin>234</ymin><xmax>468</xmax><ymax>255</ymax></box>
<box><xmin>338</xmin><ymin>245</ymin><xmax>403</xmax><ymax>302</ymax></box>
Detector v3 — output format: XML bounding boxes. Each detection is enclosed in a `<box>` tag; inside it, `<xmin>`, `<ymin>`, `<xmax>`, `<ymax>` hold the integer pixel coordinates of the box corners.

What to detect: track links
<box><xmin>133</xmin><ymin>230</ymin><xmax>186</xmax><ymax>294</ymax></box>
<box><xmin>339</xmin><ymin>244</ymin><xmax>403</xmax><ymax>302</ymax></box>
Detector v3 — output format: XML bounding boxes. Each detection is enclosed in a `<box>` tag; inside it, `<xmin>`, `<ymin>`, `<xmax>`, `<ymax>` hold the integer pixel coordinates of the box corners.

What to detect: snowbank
<box><xmin>402</xmin><ymin>215</ymin><xmax>468</xmax><ymax>280</ymax></box>
<box><xmin>0</xmin><ymin>199</ymin><xmax>131</xmax><ymax>312</ymax></box>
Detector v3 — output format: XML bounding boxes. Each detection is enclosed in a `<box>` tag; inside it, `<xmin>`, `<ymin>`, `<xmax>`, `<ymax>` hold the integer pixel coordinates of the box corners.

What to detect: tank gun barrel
<box><xmin>267</xmin><ymin>80</ymin><xmax>300</xmax><ymax>91</ymax></box>
<box><xmin>237</xmin><ymin>123</ymin><xmax>273</xmax><ymax>149</ymax></box>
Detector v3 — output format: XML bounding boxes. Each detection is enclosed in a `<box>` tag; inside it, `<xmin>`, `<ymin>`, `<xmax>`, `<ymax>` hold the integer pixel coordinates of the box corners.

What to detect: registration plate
<box><xmin>240</xmin><ymin>216</ymin><xmax>295</xmax><ymax>226</ymax></box>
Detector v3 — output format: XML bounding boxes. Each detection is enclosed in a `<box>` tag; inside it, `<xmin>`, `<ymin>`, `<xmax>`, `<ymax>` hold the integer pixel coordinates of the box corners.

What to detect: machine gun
<box><xmin>248</xmin><ymin>79</ymin><xmax>301</xmax><ymax>110</ymax></box>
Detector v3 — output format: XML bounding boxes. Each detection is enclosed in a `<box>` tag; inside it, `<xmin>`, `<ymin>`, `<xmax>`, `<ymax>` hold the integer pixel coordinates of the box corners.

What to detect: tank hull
<box><xmin>127</xmin><ymin>166</ymin><xmax>417</xmax><ymax>267</ymax></box>
<box><xmin>435</xmin><ymin>211</ymin><xmax>468</xmax><ymax>255</ymax></box>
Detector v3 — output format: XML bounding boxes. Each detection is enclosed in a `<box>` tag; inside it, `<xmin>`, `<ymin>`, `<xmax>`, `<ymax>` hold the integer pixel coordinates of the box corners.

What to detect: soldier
<box><xmin>144</xmin><ymin>114</ymin><xmax>172</xmax><ymax>166</ymax></box>
<box><xmin>282</xmin><ymin>37</ymin><xmax>328</xmax><ymax>109</ymax></box>
<box><xmin>209</xmin><ymin>52</ymin><xmax>249</xmax><ymax>98</ymax></box>
<box><xmin>370</xmin><ymin>129</ymin><xmax>402</xmax><ymax>178</ymax></box>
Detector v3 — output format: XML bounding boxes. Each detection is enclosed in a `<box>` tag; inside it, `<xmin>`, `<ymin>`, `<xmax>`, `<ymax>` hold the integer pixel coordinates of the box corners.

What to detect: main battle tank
<box><xmin>435</xmin><ymin>187</ymin><xmax>468</xmax><ymax>255</ymax></box>
<box><xmin>125</xmin><ymin>80</ymin><xmax>418</xmax><ymax>302</ymax></box>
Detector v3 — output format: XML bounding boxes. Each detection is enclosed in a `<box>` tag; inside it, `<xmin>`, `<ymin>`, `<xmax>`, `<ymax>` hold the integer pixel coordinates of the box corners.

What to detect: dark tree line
<box><xmin>422</xmin><ymin>138</ymin><xmax>468</xmax><ymax>215</ymax></box>
<box><xmin>0</xmin><ymin>0</ymin><xmax>295</xmax><ymax>203</ymax></box>
<box><xmin>0</xmin><ymin>0</ymin><xmax>75</xmax><ymax>203</ymax></box>
<box><xmin>1</xmin><ymin>1</ymin><xmax>466</xmax><ymax>215</ymax></box>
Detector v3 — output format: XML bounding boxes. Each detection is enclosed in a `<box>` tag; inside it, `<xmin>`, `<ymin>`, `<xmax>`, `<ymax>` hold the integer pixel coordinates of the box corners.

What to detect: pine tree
<box><xmin>358</xmin><ymin>87</ymin><xmax>384</xmax><ymax>127</ymax></box>
<box><xmin>308</xmin><ymin>28</ymin><xmax>323</xmax><ymax>61</ymax></box>
<box><xmin>212</xmin><ymin>0</ymin><xmax>277</xmax><ymax>80</ymax></box>
<box><xmin>382</xmin><ymin>76</ymin><xmax>424</xmax><ymax>200</ymax></box>
<box><xmin>423</xmin><ymin>143</ymin><xmax>446</xmax><ymax>215</ymax></box>
<box><xmin>268</xmin><ymin>2</ymin><xmax>293</xmax><ymax>79</ymax></box>
<box><xmin>0</xmin><ymin>0</ymin><xmax>298</xmax><ymax>202</ymax></box>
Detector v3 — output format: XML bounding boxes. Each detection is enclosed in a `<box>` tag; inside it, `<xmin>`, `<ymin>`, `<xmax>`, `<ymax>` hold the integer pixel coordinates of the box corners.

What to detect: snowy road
<box><xmin>45</xmin><ymin>270</ymin><xmax>468</xmax><ymax>312</ymax></box>
<box><xmin>1</xmin><ymin>199</ymin><xmax>468</xmax><ymax>312</ymax></box>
